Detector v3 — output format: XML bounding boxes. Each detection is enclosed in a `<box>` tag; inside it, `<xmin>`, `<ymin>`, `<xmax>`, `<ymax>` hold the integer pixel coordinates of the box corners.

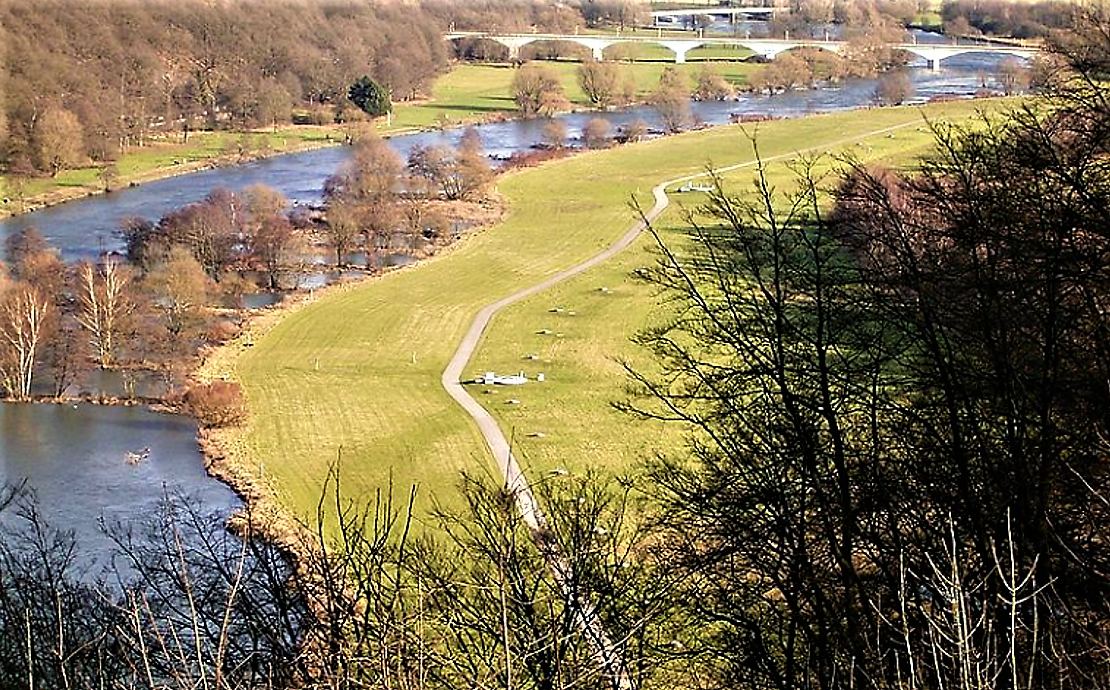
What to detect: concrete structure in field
<box><xmin>444</xmin><ymin>31</ymin><xmax>1039</xmax><ymax>69</ymax></box>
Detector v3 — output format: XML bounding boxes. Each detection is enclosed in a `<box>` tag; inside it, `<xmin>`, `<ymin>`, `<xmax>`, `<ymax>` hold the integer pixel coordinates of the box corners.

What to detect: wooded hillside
<box><xmin>0</xmin><ymin>0</ymin><xmax>451</xmax><ymax>174</ymax></box>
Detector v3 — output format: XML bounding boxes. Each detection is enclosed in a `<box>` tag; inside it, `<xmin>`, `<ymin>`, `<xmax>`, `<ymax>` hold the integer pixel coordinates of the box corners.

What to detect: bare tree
<box><xmin>33</xmin><ymin>106</ymin><xmax>84</xmax><ymax>176</ymax></box>
<box><xmin>75</xmin><ymin>260</ymin><xmax>131</xmax><ymax>368</ymax></box>
<box><xmin>650</xmin><ymin>67</ymin><xmax>690</xmax><ymax>134</ymax></box>
<box><xmin>143</xmin><ymin>246</ymin><xmax>212</xmax><ymax>338</ymax></box>
<box><xmin>693</xmin><ymin>64</ymin><xmax>736</xmax><ymax>101</ymax></box>
<box><xmin>583</xmin><ymin>118</ymin><xmax>612</xmax><ymax>149</ymax></box>
<box><xmin>42</xmin><ymin>317</ymin><xmax>88</xmax><ymax>398</ymax></box>
<box><xmin>406</xmin><ymin>138</ymin><xmax>491</xmax><ymax>201</ymax></box>
<box><xmin>874</xmin><ymin>69</ymin><xmax>914</xmax><ymax>105</ymax></box>
<box><xmin>542</xmin><ymin>119</ymin><xmax>567</xmax><ymax>149</ymax></box>
<box><xmin>0</xmin><ymin>284</ymin><xmax>50</xmax><ymax>399</ymax></box>
<box><xmin>325</xmin><ymin>201</ymin><xmax>363</xmax><ymax>267</ymax></box>
<box><xmin>250</xmin><ymin>214</ymin><xmax>299</xmax><ymax>290</ymax></box>
<box><xmin>997</xmin><ymin>57</ymin><xmax>1032</xmax><ymax>95</ymax></box>
<box><xmin>511</xmin><ymin>63</ymin><xmax>568</xmax><ymax>118</ymax></box>
<box><xmin>577</xmin><ymin>59</ymin><xmax>621</xmax><ymax>108</ymax></box>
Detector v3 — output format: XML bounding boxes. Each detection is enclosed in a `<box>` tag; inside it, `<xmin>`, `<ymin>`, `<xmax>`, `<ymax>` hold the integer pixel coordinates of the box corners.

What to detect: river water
<box><xmin>0</xmin><ymin>404</ymin><xmax>238</xmax><ymax>573</ymax></box>
<box><xmin>0</xmin><ymin>48</ymin><xmax>1020</xmax><ymax>555</ymax></box>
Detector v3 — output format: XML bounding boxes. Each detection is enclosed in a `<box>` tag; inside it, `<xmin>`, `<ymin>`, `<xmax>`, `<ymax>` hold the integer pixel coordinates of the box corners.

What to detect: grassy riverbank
<box><xmin>0</xmin><ymin>127</ymin><xmax>347</xmax><ymax>219</ymax></box>
<box><xmin>388</xmin><ymin>60</ymin><xmax>762</xmax><ymax>130</ymax></box>
<box><xmin>202</xmin><ymin>99</ymin><xmax>1010</xmax><ymax>521</ymax></box>
<box><xmin>1</xmin><ymin>57</ymin><xmax>761</xmax><ymax>219</ymax></box>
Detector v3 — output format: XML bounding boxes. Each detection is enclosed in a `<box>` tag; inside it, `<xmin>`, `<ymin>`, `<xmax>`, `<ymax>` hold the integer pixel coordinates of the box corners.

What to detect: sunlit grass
<box><xmin>220</xmin><ymin>99</ymin><xmax>1014</xmax><ymax>520</ymax></box>
<box><xmin>387</xmin><ymin>60</ymin><xmax>762</xmax><ymax>131</ymax></box>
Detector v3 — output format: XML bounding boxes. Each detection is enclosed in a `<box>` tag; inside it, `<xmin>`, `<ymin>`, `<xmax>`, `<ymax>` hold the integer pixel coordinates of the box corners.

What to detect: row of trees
<box><xmin>0</xmin><ymin>224</ymin><xmax>251</xmax><ymax>401</ymax></box>
<box><xmin>511</xmin><ymin>62</ymin><xmax>734</xmax><ymax>134</ymax></box>
<box><xmin>1</xmin><ymin>127</ymin><xmax>499</xmax><ymax>404</ymax></box>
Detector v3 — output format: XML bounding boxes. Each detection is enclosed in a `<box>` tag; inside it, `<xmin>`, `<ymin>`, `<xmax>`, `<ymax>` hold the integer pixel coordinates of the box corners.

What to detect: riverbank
<box><xmin>0</xmin><ymin>59</ymin><xmax>764</xmax><ymax>221</ymax></box>
<box><xmin>0</xmin><ymin>129</ymin><xmax>350</xmax><ymax>221</ymax></box>
<box><xmin>193</xmin><ymin>187</ymin><xmax>508</xmax><ymax>530</ymax></box>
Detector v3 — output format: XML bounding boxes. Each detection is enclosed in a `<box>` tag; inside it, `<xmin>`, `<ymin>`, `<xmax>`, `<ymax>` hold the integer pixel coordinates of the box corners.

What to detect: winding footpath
<box><xmin>440</xmin><ymin>118</ymin><xmax>924</xmax><ymax>689</ymax></box>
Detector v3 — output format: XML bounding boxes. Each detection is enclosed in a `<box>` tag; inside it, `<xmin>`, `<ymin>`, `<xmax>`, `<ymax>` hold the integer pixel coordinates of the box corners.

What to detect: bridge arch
<box><xmin>899</xmin><ymin>45</ymin><xmax>1035</xmax><ymax>70</ymax></box>
<box><xmin>444</xmin><ymin>33</ymin><xmax>1039</xmax><ymax>68</ymax></box>
<box><xmin>761</xmin><ymin>42</ymin><xmax>843</xmax><ymax>60</ymax></box>
<box><xmin>444</xmin><ymin>34</ymin><xmax>514</xmax><ymax>61</ymax></box>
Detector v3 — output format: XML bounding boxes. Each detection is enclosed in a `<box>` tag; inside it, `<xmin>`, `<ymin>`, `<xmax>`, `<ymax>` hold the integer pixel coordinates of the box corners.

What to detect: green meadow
<box><xmin>215</xmin><ymin>99</ymin><xmax>1009</xmax><ymax>519</ymax></box>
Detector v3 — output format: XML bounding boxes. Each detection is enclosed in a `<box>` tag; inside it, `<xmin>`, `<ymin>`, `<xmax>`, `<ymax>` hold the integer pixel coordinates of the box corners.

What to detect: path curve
<box><xmin>439</xmin><ymin>118</ymin><xmax>923</xmax><ymax>688</ymax></box>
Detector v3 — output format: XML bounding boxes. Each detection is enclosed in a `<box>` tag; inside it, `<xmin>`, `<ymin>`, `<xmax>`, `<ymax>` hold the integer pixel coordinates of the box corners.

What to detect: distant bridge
<box><xmin>445</xmin><ymin>32</ymin><xmax>1039</xmax><ymax>69</ymax></box>
<box><xmin>651</xmin><ymin>6</ymin><xmax>780</xmax><ymax>24</ymax></box>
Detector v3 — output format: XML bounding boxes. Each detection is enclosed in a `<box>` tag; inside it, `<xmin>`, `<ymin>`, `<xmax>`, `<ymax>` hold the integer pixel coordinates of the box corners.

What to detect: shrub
<box><xmin>184</xmin><ymin>381</ymin><xmax>247</xmax><ymax>427</ymax></box>
<box><xmin>205</xmin><ymin>320</ymin><xmax>241</xmax><ymax>344</ymax></box>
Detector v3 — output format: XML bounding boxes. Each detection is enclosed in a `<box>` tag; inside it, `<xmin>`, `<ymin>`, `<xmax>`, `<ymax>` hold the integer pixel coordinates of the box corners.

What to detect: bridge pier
<box><xmin>659</xmin><ymin>41</ymin><xmax>699</xmax><ymax>64</ymax></box>
<box><xmin>490</xmin><ymin>36</ymin><xmax>536</xmax><ymax>63</ymax></box>
<box><xmin>930</xmin><ymin>57</ymin><xmax>940</xmax><ymax>71</ymax></box>
<box><xmin>574</xmin><ymin>37</ymin><xmax>615</xmax><ymax>61</ymax></box>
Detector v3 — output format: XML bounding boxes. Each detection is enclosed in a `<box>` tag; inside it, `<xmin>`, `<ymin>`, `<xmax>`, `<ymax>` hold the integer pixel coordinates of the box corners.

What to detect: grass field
<box><xmin>209</xmin><ymin>99</ymin><xmax>1012</xmax><ymax>521</ymax></box>
<box><xmin>463</xmin><ymin>109</ymin><xmax>981</xmax><ymax>480</ymax></box>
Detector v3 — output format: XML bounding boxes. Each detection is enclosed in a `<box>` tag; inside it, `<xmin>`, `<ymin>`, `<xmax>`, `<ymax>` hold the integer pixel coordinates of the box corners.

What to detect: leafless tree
<box><xmin>577</xmin><ymin>59</ymin><xmax>621</xmax><ymax>108</ymax></box>
<box><xmin>0</xmin><ymin>283</ymin><xmax>50</xmax><ymax>399</ymax></box>
<box><xmin>75</xmin><ymin>260</ymin><xmax>131</xmax><ymax>368</ymax></box>
<box><xmin>650</xmin><ymin>67</ymin><xmax>691</xmax><ymax>133</ymax></box>
<box><xmin>511</xmin><ymin>64</ymin><xmax>568</xmax><ymax>118</ymax></box>
<box><xmin>583</xmin><ymin>118</ymin><xmax>612</xmax><ymax>149</ymax></box>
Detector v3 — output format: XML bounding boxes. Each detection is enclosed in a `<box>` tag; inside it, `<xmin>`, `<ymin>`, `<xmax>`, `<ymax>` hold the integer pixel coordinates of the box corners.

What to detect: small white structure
<box><xmin>677</xmin><ymin>182</ymin><xmax>714</xmax><ymax>193</ymax></box>
<box><xmin>477</xmin><ymin>371</ymin><xmax>529</xmax><ymax>385</ymax></box>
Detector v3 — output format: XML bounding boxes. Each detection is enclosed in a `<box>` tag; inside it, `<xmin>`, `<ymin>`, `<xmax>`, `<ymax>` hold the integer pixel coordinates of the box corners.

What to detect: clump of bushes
<box><xmin>184</xmin><ymin>380</ymin><xmax>247</xmax><ymax>427</ymax></box>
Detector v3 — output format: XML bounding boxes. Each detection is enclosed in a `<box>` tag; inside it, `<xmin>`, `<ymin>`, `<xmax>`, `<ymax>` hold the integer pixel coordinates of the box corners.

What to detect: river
<box><xmin>0</xmin><ymin>404</ymin><xmax>239</xmax><ymax>573</ymax></box>
<box><xmin>0</xmin><ymin>48</ymin><xmax>1021</xmax><ymax>558</ymax></box>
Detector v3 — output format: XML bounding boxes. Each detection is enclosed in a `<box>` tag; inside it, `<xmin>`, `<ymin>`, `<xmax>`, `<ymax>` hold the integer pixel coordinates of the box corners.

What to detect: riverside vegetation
<box><xmin>0</xmin><ymin>0</ymin><xmax>990</xmax><ymax>215</ymax></box>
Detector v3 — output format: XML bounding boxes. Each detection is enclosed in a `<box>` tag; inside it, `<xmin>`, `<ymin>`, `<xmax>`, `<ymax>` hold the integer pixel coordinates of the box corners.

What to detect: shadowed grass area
<box><xmin>215</xmin><ymin>99</ymin><xmax>1011</xmax><ymax>520</ymax></box>
<box><xmin>465</xmin><ymin>104</ymin><xmax>999</xmax><ymax>480</ymax></box>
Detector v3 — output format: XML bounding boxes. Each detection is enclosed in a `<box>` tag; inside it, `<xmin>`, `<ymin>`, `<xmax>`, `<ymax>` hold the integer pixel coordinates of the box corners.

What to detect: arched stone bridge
<box><xmin>445</xmin><ymin>32</ymin><xmax>1039</xmax><ymax>69</ymax></box>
